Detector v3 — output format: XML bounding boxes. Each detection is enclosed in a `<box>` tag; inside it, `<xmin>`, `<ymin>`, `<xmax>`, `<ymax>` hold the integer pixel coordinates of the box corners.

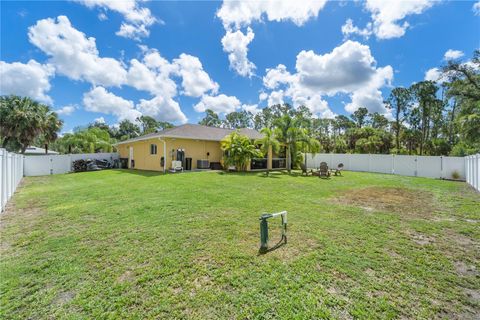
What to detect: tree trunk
<box><xmin>287</xmin><ymin>145</ymin><xmax>291</xmax><ymax>174</ymax></box>
<box><xmin>2</xmin><ymin>137</ymin><xmax>9</xmax><ymax>148</ymax></box>
<box><xmin>45</xmin><ymin>143</ymin><xmax>48</xmax><ymax>154</ymax></box>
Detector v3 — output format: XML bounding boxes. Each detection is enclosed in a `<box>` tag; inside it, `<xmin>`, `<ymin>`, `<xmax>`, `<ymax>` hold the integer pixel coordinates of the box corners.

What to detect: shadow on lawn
<box><xmin>111</xmin><ymin>169</ymin><xmax>165</xmax><ymax>177</ymax></box>
<box><xmin>258</xmin><ymin>238</ymin><xmax>287</xmax><ymax>255</ymax></box>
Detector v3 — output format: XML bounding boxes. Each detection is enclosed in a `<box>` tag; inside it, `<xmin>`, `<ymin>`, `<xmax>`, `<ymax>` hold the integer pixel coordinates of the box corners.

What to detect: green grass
<box><xmin>1</xmin><ymin>170</ymin><xmax>479</xmax><ymax>319</ymax></box>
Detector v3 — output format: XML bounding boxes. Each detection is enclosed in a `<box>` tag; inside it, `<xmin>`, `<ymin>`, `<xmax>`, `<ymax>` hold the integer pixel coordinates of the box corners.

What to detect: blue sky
<box><xmin>1</xmin><ymin>0</ymin><xmax>479</xmax><ymax>133</ymax></box>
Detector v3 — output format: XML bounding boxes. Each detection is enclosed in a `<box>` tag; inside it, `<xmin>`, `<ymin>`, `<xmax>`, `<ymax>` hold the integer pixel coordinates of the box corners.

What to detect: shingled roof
<box><xmin>116</xmin><ymin>124</ymin><xmax>263</xmax><ymax>145</ymax></box>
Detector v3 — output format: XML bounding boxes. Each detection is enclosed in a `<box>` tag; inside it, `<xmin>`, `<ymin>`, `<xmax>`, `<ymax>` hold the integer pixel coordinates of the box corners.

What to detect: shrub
<box><xmin>451</xmin><ymin>171</ymin><xmax>460</xmax><ymax>180</ymax></box>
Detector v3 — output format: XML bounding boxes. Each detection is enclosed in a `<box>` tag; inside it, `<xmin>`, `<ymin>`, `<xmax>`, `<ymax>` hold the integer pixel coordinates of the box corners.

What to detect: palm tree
<box><xmin>299</xmin><ymin>129</ymin><xmax>321</xmax><ymax>169</ymax></box>
<box><xmin>42</xmin><ymin>109</ymin><xmax>63</xmax><ymax>154</ymax></box>
<box><xmin>273</xmin><ymin>115</ymin><xmax>305</xmax><ymax>173</ymax></box>
<box><xmin>0</xmin><ymin>96</ymin><xmax>45</xmax><ymax>153</ymax></box>
<box><xmin>255</xmin><ymin>127</ymin><xmax>280</xmax><ymax>176</ymax></box>
<box><xmin>221</xmin><ymin>131</ymin><xmax>261</xmax><ymax>171</ymax></box>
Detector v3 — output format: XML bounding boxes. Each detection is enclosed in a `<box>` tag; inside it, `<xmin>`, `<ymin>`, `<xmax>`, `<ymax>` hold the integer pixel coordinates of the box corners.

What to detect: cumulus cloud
<box><xmin>474</xmin><ymin>1</ymin><xmax>480</xmax><ymax>15</ymax></box>
<box><xmin>343</xmin><ymin>0</ymin><xmax>435</xmax><ymax>40</ymax></box>
<box><xmin>0</xmin><ymin>60</ymin><xmax>54</xmax><ymax>103</ymax></box>
<box><xmin>74</xmin><ymin>0</ymin><xmax>158</xmax><ymax>40</ymax></box>
<box><xmin>172</xmin><ymin>53</ymin><xmax>219</xmax><ymax>97</ymax></box>
<box><xmin>194</xmin><ymin>94</ymin><xmax>241</xmax><ymax>114</ymax></box>
<box><xmin>28</xmin><ymin>16</ymin><xmax>127</xmax><ymax>87</ymax></box>
<box><xmin>94</xmin><ymin>116</ymin><xmax>105</xmax><ymax>123</ymax></box>
<box><xmin>56</xmin><ymin>105</ymin><xmax>76</xmax><ymax>116</ymax></box>
<box><xmin>261</xmin><ymin>41</ymin><xmax>393</xmax><ymax>117</ymax></box>
<box><xmin>241</xmin><ymin>103</ymin><xmax>261</xmax><ymax>115</ymax></box>
<box><xmin>136</xmin><ymin>96</ymin><xmax>187</xmax><ymax>123</ymax></box>
<box><xmin>217</xmin><ymin>0</ymin><xmax>327</xmax><ymax>77</ymax></box>
<box><xmin>444</xmin><ymin>49</ymin><xmax>464</xmax><ymax>60</ymax></box>
<box><xmin>221</xmin><ymin>28</ymin><xmax>256</xmax><ymax>77</ymax></box>
<box><xmin>216</xmin><ymin>0</ymin><xmax>327</xmax><ymax>29</ymax></box>
<box><xmin>424</xmin><ymin>67</ymin><xmax>449</xmax><ymax>84</ymax></box>
<box><xmin>83</xmin><ymin>86</ymin><xmax>141</xmax><ymax>121</ymax></box>
<box><xmin>341</xmin><ymin>19</ymin><xmax>372</xmax><ymax>39</ymax></box>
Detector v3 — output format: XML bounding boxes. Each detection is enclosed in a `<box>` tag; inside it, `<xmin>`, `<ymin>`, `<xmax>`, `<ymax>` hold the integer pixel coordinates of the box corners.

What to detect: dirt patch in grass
<box><xmin>454</xmin><ymin>261</ymin><xmax>478</xmax><ymax>277</ymax></box>
<box><xmin>335</xmin><ymin>187</ymin><xmax>436</xmax><ymax>217</ymax></box>
<box><xmin>410</xmin><ymin>231</ymin><xmax>436</xmax><ymax>246</ymax></box>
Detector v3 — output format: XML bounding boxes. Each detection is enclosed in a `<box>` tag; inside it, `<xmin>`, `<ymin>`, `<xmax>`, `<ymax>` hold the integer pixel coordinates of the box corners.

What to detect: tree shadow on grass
<box><xmin>111</xmin><ymin>169</ymin><xmax>165</xmax><ymax>177</ymax></box>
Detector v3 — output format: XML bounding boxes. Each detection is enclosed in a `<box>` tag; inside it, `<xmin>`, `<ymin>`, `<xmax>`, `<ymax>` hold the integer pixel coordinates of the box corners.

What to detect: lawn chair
<box><xmin>318</xmin><ymin>162</ymin><xmax>330</xmax><ymax>178</ymax></box>
<box><xmin>300</xmin><ymin>163</ymin><xmax>311</xmax><ymax>176</ymax></box>
<box><xmin>331</xmin><ymin>163</ymin><xmax>344</xmax><ymax>176</ymax></box>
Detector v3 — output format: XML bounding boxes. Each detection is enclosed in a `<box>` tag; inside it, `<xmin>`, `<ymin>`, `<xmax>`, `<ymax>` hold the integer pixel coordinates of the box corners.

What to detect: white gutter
<box><xmin>158</xmin><ymin>137</ymin><xmax>167</xmax><ymax>174</ymax></box>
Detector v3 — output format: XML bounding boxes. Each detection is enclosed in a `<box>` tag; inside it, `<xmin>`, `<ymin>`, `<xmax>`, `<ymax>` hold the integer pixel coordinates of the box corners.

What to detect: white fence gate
<box><xmin>305</xmin><ymin>153</ymin><xmax>466</xmax><ymax>180</ymax></box>
<box><xmin>465</xmin><ymin>154</ymin><xmax>480</xmax><ymax>192</ymax></box>
<box><xmin>24</xmin><ymin>153</ymin><xmax>119</xmax><ymax>176</ymax></box>
<box><xmin>0</xmin><ymin>149</ymin><xmax>23</xmax><ymax>212</ymax></box>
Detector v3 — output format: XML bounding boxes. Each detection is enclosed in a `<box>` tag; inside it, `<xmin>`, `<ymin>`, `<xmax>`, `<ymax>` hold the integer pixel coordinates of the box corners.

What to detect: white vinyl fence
<box><xmin>0</xmin><ymin>149</ymin><xmax>23</xmax><ymax>212</ymax></box>
<box><xmin>306</xmin><ymin>153</ymin><xmax>466</xmax><ymax>180</ymax></box>
<box><xmin>24</xmin><ymin>153</ymin><xmax>119</xmax><ymax>176</ymax></box>
<box><xmin>465</xmin><ymin>154</ymin><xmax>480</xmax><ymax>192</ymax></box>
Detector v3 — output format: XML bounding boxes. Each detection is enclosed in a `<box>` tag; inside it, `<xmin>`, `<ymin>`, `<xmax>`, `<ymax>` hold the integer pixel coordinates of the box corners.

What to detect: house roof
<box><xmin>116</xmin><ymin>124</ymin><xmax>263</xmax><ymax>145</ymax></box>
<box><xmin>24</xmin><ymin>146</ymin><xmax>59</xmax><ymax>155</ymax></box>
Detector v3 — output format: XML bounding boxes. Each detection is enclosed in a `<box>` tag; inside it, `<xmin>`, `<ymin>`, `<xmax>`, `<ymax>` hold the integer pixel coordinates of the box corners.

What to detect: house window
<box><xmin>150</xmin><ymin>144</ymin><xmax>157</xmax><ymax>155</ymax></box>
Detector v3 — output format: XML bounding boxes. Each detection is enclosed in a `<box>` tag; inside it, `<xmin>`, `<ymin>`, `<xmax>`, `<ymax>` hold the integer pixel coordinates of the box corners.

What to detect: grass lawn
<box><xmin>1</xmin><ymin>169</ymin><xmax>479</xmax><ymax>319</ymax></box>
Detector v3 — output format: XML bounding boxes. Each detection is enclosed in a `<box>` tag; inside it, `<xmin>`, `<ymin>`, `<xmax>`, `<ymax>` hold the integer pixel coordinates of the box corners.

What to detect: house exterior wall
<box><xmin>117</xmin><ymin>138</ymin><xmax>223</xmax><ymax>171</ymax></box>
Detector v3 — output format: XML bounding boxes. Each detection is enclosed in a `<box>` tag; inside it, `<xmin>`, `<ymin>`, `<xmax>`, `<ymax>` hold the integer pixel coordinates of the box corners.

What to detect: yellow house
<box><xmin>116</xmin><ymin>124</ymin><xmax>286</xmax><ymax>172</ymax></box>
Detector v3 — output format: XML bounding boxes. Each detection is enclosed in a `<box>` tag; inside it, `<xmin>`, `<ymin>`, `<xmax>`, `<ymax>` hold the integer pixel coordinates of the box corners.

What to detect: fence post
<box><xmin>0</xmin><ymin>149</ymin><xmax>4</xmax><ymax>212</ymax></box>
<box><xmin>392</xmin><ymin>154</ymin><xmax>395</xmax><ymax>175</ymax></box>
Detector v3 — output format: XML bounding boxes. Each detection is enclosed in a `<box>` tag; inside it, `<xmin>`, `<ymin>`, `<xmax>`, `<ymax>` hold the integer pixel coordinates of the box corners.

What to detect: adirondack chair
<box><xmin>318</xmin><ymin>162</ymin><xmax>330</xmax><ymax>178</ymax></box>
<box><xmin>331</xmin><ymin>163</ymin><xmax>344</xmax><ymax>176</ymax></box>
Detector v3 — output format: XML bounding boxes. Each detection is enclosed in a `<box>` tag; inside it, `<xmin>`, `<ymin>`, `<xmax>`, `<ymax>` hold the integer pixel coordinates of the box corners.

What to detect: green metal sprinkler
<box><xmin>259</xmin><ymin>211</ymin><xmax>287</xmax><ymax>253</ymax></box>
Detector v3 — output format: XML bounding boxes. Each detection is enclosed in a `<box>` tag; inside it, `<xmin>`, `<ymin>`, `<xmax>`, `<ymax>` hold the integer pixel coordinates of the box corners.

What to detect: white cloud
<box><xmin>474</xmin><ymin>1</ymin><xmax>480</xmax><ymax>15</ymax></box>
<box><xmin>261</xmin><ymin>41</ymin><xmax>393</xmax><ymax>117</ymax></box>
<box><xmin>267</xmin><ymin>90</ymin><xmax>285</xmax><ymax>106</ymax></box>
<box><xmin>217</xmin><ymin>0</ymin><xmax>327</xmax><ymax>29</ymax></box>
<box><xmin>83</xmin><ymin>86</ymin><xmax>141</xmax><ymax>121</ymax></box>
<box><xmin>263</xmin><ymin>64</ymin><xmax>295</xmax><ymax>89</ymax></box>
<box><xmin>94</xmin><ymin>116</ymin><xmax>105</xmax><ymax>123</ymax></box>
<box><xmin>241</xmin><ymin>103</ymin><xmax>261</xmax><ymax>115</ymax></box>
<box><xmin>98</xmin><ymin>12</ymin><xmax>108</xmax><ymax>21</ymax></box>
<box><xmin>424</xmin><ymin>67</ymin><xmax>449</xmax><ymax>84</ymax></box>
<box><xmin>444</xmin><ymin>49</ymin><xmax>464</xmax><ymax>60</ymax></box>
<box><xmin>217</xmin><ymin>0</ymin><xmax>327</xmax><ymax>77</ymax></box>
<box><xmin>295</xmin><ymin>41</ymin><xmax>389</xmax><ymax>95</ymax></box>
<box><xmin>344</xmin><ymin>0</ymin><xmax>435</xmax><ymax>40</ymax></box>
<box><xmin>127</xmin><ymin>58</ymin><xmax>176</xmax><ymax>97</ymax></box>
<box><xmin>28</xmin><ymin>16</ymin><xmax>127</xmax><ymax>87</ymax></box>
<box><xmin>194</xmin><ymin>94</ymin><xmax>241</xmax><ymax>114</ymax></box>
<box><xmin>74</xmin><ymin>0</ymin><xmax>157</xmax><ymax>40</ymax></box>
<box><xmin>172</xmin><ymin>53</ymin><xmax>219</xmax><ymax>97</ymax></box>
<box><xmin>56</xmin><ymin>105</ymin><xmax>76</xmax><ymax>115</ymax></box>
<box><xmin>0</xmin><ymin>59</ymin><xmax>54</xmax><ymax>104</ymax></box>
<box><xmin>221</xmin><ymin>28</ymin><xmax>256</xmax><ymax>77</ymax></box>
<box><xmin>259</xmin><ymin>92</ymin><xmax>268</xmax><ymax>101</ymax></box>
<box><xmin>136</xmin><ymin>96</ymin><xmax>187</xmax><ymax>123</ymax></box>
<box><xmin>341</xmin><ymin>19</ymin><xmax>372</xmax><ymax>39</ymax></box>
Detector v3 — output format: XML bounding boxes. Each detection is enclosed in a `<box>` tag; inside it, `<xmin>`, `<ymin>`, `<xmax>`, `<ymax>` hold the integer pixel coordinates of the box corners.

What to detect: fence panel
<box><xmin>443</xmin><ymin>156</ymin><xmax>465</xmax><ymax>180</ymax></box>
<box><xmin>349</xmin><ymin>154</ymin><xmax>370</xmax><ymax>172</ymax></box>
<box><xmin>369</xmin><ymin>154</ymin><xmax>393</xmax><ymax>174</ymax></box>
<box><xmin>24</xmin><ymin>155</ymin><xmax>53</xmax><ymax>176</ymax></box>
<box><xmin>305</xmin><ymin>153</ymin><xmax>468</xmax><ymax>182</ymax></box>
<box><xmin>465</xmin><ymin>154</ymin><xmax>480</xmax><ymax>192</ymax></box>
<box><xmin>416</xmin><ymin>156</ymin><xmax>442</xmax><ymax>179</ymax></box>
<box><xmin>24</xmin><ymin>152</ymin><xmax>119</xmax><ymax>176</ymax></box>
<box><xmin>0</xmin><ymin>149</ymin><xmax>24</xmax><ymax>212</ymax></box>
